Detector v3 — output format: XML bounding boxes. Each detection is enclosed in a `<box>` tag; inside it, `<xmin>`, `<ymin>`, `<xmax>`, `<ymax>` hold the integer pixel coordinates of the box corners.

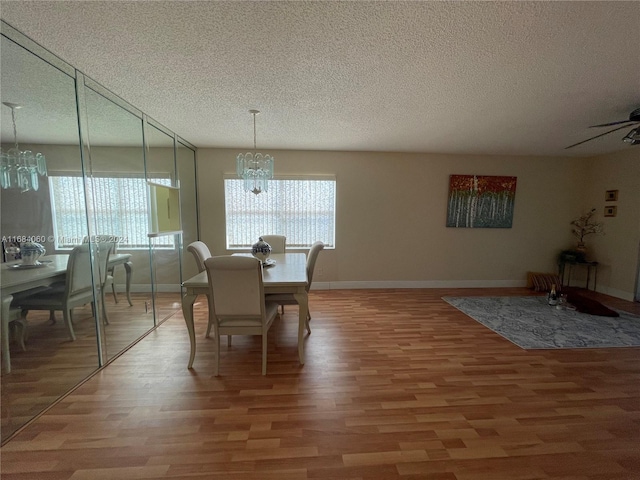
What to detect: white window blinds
<box><xmin>49</xmin><ymin>175</ymin><xmax>173</xmax><ymax>249</ymax></box>
<box><xmin>225</xmin><ymin>177</ymin><xmax>336</xmax><ymax>249</ymax></box>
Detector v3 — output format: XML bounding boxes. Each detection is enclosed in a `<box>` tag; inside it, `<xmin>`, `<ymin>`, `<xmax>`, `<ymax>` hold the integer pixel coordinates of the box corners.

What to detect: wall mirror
<box><xmin>0</xmin><ymin>21</ymin><xmax>198</xmax><ymax>445</ymax></box>
<box><xmin>0</xmin><ymin>31</ymin><xmax>97</xmax><ymax>441</ymax></box>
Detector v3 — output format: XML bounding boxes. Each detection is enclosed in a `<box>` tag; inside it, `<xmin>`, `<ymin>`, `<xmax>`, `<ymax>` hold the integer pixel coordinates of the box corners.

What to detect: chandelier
<box><xmin>236</xmin><ymin>109</ymin><xmax>274</xmax><ymax>195</ymax></box>
<box><xmin>1</xmin><ymin>102</ymin><xmax>48</xmax><ymax>192</ymax></box>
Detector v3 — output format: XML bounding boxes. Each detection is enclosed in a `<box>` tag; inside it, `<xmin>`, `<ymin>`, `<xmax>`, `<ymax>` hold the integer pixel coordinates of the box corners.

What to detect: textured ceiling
<box><xmin>1</xmin><ymin>1</ymin><xmax>639</xmax><ymax>157</ymax></box>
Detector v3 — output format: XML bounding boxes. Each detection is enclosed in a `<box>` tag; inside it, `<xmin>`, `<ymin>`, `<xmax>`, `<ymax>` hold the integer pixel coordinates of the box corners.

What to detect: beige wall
<box><xmin>197</xmin><ymin>148</ymin><xmax>639</xmax><ymax>293</ymax></box>
<box><xmin>584</xmin><ymin>149</ymin><xmax>640</xmax><ymax>299</ymax></box>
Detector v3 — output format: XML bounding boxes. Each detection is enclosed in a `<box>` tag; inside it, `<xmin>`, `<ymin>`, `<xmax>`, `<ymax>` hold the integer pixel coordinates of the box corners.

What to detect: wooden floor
<box><xmin>1</xmin><ymin>288</ymin><xmax>639</xmax><ymax>479</ymax></box>
<box><xmin>1</xmin><ymin>293</ymin><xmax>182</xmax><ymax>442</ymax></box>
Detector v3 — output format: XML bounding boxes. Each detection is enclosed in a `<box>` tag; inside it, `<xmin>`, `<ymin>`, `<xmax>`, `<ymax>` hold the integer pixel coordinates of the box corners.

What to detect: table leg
<box><xmin>124</xmin><ymin>261</ymin><xmax>133</xmax><ymax>306</ymax></box>
<box><xmin>586</xmin><ymin>265</ymin><xmax>591</xmax><ymax>290</ymax></box>
<box><xmin>293</xmin><ymin>290</ymin><xmax>308</xmax><ymax>365</ymax></box>
<box><xmin>182</xmin><ymin>292</ymin><xmax>198</xmax><ymax>368</ymax></box>
<box><xmin>2</xmin><ymin>295</ymin><xmax>13</xmax><ymax>374</ymax></box>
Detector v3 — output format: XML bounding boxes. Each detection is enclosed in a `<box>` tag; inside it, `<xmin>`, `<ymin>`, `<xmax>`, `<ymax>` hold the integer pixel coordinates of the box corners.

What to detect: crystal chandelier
<box><xmin>236</xmin><ymin>109</ymin><xmax>274</xmax><ymax>195</ymax></box>
<box><xmin>1</xmin><ymin>102</ymin><xmax>48</xmax><ymax>192</ymax></box>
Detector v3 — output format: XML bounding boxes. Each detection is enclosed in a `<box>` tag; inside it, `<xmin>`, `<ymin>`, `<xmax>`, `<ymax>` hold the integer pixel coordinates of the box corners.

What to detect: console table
<box><xmin>558</xmin><ymin>256</ymin><xmax>598</xmax><ymax>291</ymax></box>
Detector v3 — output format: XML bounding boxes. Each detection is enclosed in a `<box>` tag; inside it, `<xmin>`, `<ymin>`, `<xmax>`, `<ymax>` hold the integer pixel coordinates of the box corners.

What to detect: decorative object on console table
<box><xmin>446</xmin><ymin>174</ymin><xmax>517</xmax><ymax>228</ymax></box>
<box><xmin>570</xmin><ymin>208</ymin><xmax>604</xmax><ymax>254</ymax></box>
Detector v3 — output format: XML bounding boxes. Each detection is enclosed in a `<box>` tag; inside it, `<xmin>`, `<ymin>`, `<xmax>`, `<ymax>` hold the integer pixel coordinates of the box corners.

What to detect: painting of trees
<box><xmin>446</xmin><ymin>175</ymin><xmax>517</xmax><ymax>228</ymax></box>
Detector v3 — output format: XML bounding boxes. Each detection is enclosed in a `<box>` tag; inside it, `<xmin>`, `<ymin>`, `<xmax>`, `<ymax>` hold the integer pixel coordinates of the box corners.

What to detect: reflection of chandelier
<box><xmin>1</xmin><ymin>102</ymin><xmax>47</xmax><ymax>192</ymax></box>
<box><xmin>236</xmin><ymin>109</ymin><xmax>274</xmax><ymax>195</ymax></box>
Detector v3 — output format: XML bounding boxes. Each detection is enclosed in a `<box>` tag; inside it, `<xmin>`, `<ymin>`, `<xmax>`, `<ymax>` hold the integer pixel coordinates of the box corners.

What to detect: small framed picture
<box><xmin>604</xmin><ymin>206</ymin><xmax>617</xmax><ymax>217</ymax></box>
<box><xmin>605</xmin><ymin>190</ymin><xmax>618</xmax><ymax>201</ymax></box>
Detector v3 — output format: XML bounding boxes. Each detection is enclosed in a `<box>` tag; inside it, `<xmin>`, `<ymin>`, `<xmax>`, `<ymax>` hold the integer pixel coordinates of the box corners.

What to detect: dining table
<box><xmin>181</xmin><ymin>252</ymin><xmax>309</xmax><ymax>368</ymax></box>
<box><xmin>1</xmin><ymin>252</ymin><xmax>133</xmax><ymax>374</ymax></box>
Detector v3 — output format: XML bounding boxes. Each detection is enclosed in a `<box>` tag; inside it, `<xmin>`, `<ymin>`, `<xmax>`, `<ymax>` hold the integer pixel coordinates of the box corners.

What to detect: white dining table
<box><xmin>181</xmin><ymin>252</ymin><xmax>309</xmax><ymax>368</ymax></box>
<box><xmin>1</xmin><ymin>253</ymin><xmax>133</xmax><ymax>374</ymax></box>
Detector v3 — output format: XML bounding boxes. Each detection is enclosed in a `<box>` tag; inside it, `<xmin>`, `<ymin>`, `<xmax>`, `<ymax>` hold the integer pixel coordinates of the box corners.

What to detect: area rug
<box><xmin>442</xmin><ymin>296</ymin><xmax>640</xmax><ymax>349</ymax></box>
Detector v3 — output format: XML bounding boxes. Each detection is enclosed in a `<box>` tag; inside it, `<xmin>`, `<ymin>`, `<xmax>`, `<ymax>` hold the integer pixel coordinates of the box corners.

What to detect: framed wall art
<box><xmin>605</xmin><ymin>189</ymin><xmax>618</xmax><ymax>202</ymax></box>
<box><xmin>604</xmin><ymin>205</ymin><xmax>617</xmax><ymax>217</ymax></box>
<box><xmin>446</xmin><ymin>174</ymin><xmax>517</xmax><ymax>228</ymax></box>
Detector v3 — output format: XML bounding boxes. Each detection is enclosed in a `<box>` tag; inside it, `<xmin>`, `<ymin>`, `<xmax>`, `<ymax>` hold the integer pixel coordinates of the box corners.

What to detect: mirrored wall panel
<box><xmin>0</xmin><ymin>21</ymin><xmax>198</xmax><ymax>444</ymax></box>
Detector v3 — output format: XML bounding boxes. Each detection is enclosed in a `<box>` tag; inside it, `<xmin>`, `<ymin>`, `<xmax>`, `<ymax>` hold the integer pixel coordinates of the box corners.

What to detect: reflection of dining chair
<box><xmin>260</xmin><ymin>235</ymin><xmax>286</xmax><ymax>254</ymax></box>
<box><xmin>187</xmin><ymin>241</ymin><xmax>211</xmax><ymax>273</ymax></box>
<box><xmin>14</xmin><ymin>243</ymin><xmax>112</xmax><ymax>341</ymax></box>
<box><xmin>204</xmin><ymin>256</ymin><xmax>279</xmax><ymax>375</ymax></box>
<box><xmin>84</xmin><ymin>236</ymin><xmax>120</xmax><ymax>303</ymax></box>
<box><xmin>266</xmin><ymin>241</ymin><xmax>324</xmax><ymax>333</ymax></box>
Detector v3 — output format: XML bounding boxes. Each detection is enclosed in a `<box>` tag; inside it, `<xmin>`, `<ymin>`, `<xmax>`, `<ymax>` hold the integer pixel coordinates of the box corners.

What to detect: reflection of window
<box><xmin>225</xmin><ymin>177</ymin><xmax>336</xmax><ymax>249</ymax></box>
<box><xmin>49</xmin><ymin>175</ymin><xmax>174</xmax><ymax>250</ymax></box>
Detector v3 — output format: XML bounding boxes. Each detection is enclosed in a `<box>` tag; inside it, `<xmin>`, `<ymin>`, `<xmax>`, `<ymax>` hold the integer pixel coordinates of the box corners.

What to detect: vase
<box><xmin>251</xmin><ymin>237</ymin><xmax>271</xmax><ymax>263</ymax></box>
<box><xmin>21</xmin><ymin>241</ymin><xmax>46</xmax><ymax>265</ymax></box>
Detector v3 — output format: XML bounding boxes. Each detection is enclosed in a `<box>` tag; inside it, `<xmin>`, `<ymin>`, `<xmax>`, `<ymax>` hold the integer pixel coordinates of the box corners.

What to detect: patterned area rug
<box><xmin>442</xmin><ymin>296</ymin><xmax>640</xmax><ymax>349</ymax></box>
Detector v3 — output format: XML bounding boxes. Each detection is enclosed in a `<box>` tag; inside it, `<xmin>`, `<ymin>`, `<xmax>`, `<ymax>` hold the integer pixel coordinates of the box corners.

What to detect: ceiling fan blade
<box><xmin>589</xmin><ymin>119</ymin><xmax>635</xmax><ymax>128</ymax></box>
<box><xmin>565</xmin><ymin>124</ymin><xmax>634</xmax><ymax>149</ymax></box>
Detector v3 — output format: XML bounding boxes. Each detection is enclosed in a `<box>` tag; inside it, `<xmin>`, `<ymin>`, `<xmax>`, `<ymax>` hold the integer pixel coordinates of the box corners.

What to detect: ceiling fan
<box><xmin>565</xmin><ymin>107</ymin><xmax>640</xmax><ymax>149</ymax></box>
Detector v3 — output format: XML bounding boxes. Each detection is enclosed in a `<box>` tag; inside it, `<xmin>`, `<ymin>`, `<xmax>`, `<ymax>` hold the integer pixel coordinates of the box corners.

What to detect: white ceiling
<box><xmin>1</xmin><ymin>1</ymin><xmax>639</xmax><ymax>157</ymax></box>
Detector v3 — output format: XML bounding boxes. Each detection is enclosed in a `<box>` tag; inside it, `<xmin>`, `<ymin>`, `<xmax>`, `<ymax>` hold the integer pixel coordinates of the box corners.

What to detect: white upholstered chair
<box><xmin>204</xmin><ymin>255</ymin><xmax>279</xmax><ymax>375</ymax></box>
<box><xmin>14</xmin><ymin>243</ymin><xmax>112</xmax><ymax>340</ymax></box>
<box><xmin>187</xmin><ymin>241</ymin><xmax>211</xmax><ymax>273</ymax></box>
<box><xmin>266</xmin><ymin>241</ymin><xmax>324</xmax><ymax>333</ymax></box>
<box><xmin>260</xmin><ymin>235</ymin><xmax>286</xmax><ymax>254</ymax></box>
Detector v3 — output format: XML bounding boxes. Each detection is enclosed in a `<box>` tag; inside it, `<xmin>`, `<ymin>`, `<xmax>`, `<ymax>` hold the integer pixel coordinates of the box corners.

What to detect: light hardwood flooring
<box><xmin>1</xmin><ymin>288</ymin><xmax>639</xmax><ymax>479</ymax></box>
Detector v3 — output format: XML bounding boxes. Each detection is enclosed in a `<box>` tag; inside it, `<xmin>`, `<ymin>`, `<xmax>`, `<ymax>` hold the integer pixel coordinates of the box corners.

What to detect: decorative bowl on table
<box><xmin>251</xmin><ymin>237</ymin><xmax>272</xmax><ymax>264</ymax></box>
<box><xmin>20</xmin><ymin>241</ymin><xmax>46</xmax><ymax>265</ymax></box>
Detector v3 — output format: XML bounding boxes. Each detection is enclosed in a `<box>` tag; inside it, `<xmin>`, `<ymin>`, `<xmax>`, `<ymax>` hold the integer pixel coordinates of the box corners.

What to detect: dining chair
<box><xmin>13</xmin><ymin>242</ymin><xmax>112</xmax><ymax>341</ymax></box>
<box><xmin>266</xmin><ymin>241</ymin><xmax>324</xmax><ymax>333</ymax></box>
<box><xmin>260</xmin><ymin>235</ymin><xmax>286</xmax><ymax>254</ymax></box>
<box><xmin>204</xmin><ymin>255</ymin><xmax>279</xmax><ymax>375</ymax></box>
<box><xmin>187</xmin><ymin>240</ymin><xmax>212</xmax><ymax>273</ymax></box>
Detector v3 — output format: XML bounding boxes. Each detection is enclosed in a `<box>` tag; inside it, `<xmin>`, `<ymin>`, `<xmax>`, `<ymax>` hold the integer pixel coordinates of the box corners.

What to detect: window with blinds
<box><xmin>225</xmin><ymin>177</ymin><xmax>336</xmax><ymax>249</ymax></box>
<box><xmin>49</xmin><ymin>175</ymin><xmax>174</xmax><ymax>250</ymax></box>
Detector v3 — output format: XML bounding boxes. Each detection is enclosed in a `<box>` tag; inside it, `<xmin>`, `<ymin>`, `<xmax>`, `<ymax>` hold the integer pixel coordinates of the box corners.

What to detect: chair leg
<box><xmin>214</xmin><ymin>333</ymin><xmax>220</xmax><ymax>376</ymax></box>
<box><xmin>101</xmin><ymin>291</ymin><xmax>109</xmax><ymax>325</ymax></box>
<box><xmin>109</xmin><ymin>267</ymin><xmax>119</xmax><ymax>304</ymax></box>
<box><xmin>205</xmin><ymin>319</ymin><xmax>213</xmax><ymax>338</ymax></box>
<box><xmin>228</xmin><ymin>335</ymin><xmax>232</xmax><ymax>347</ymax></box>
<box><xmin>13</xmin><ymin>313</ymin><xmax>27</xmax><ymax>351</ymax></box>
<box><xmin>49</xmin><ymin>310</ymin><xmax>56</xmax><ymax>324</ymax></box>
<box><xmin>262</xmin><ymin>332</ymin><xmax>268</xmax><ymax>375</ymax></box>
<box><xmin>63</xmin><ymin>308</ymin><xmax>76</xmax><ymax>341</ymax></box>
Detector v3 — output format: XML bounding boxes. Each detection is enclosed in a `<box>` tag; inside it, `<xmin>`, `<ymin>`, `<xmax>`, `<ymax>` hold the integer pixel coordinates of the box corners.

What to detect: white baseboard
<box><xmin>311</xmin><ymin>280</ymin><xmax>527</xmax><ymax>290</ymax></box>
<box><xmin>596</xmin><ymin>285</ymin><xmax>635</xmax><ymax>302</ymax></box>
<box><xmin>124</xmin><ymin>284</ymin><xmax>182</xmax><ymax>293</ymax></box>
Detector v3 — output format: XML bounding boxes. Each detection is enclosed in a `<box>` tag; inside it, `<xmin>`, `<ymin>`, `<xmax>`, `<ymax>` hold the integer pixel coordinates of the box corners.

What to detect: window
<box><xmin>49</xmin><ymin>175</ymin><xmax>174</xmax><ymax>250</ymax></box>
<box><xmin>225</xmin><ymin>177</ymin><xmax>336</xmax><ymax>249</ymax></box>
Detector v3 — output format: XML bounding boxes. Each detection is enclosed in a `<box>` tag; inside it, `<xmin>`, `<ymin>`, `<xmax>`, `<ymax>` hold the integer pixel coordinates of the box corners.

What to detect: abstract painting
<box><xmin>446</xmin><ymin>174</ymin><xmax>517</xmax><ymax>228</ymax></box>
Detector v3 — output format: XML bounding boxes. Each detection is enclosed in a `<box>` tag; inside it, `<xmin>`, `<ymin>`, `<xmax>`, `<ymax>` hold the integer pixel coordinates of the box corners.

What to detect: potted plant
<box><xmin>570</xmin><ymin>208</ymin><xmax>604</xmax><ymax>253</ymax></box>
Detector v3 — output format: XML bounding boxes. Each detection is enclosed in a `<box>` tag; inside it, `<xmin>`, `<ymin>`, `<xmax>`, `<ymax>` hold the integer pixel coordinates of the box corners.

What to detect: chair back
<box><xmin>205</xmin><ymin>256</ymin><xmax>265</xmax><ymax>319</ymax></box>
<box><xmin>187</xmin><ymin>241</ymin><xmax>212</xmax><ymax>273</ymax></box>
<box><xmin>65</xmin><ymin>244</ymin><xmax>94</xmax><ymax>297</ymax></box>
<box><xmin>260</xmin><ymin>235</ymin><xmax>286</xmax><ymax>254</ymax></box>
<box><xmin>306</xmin><ymin>241</ymin><xmax>324</xmax><ymax>292</ymax></box>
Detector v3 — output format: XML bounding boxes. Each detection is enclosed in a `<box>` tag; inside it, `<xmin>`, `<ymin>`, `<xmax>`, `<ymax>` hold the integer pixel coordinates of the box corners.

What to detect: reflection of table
<box><xmin>1</xmin><ymin>253</ymin><xmax>133</xmax><ymax>374</ymax></box>
<box><xmin>181</xmin><ymin>253</ymin><xmax>308</xmax><ymax>369</ymax></box>
<box><xmin>559</xmin><ymin>258</ymin><xmax>598</xmax><ymax>291</ymax></box>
